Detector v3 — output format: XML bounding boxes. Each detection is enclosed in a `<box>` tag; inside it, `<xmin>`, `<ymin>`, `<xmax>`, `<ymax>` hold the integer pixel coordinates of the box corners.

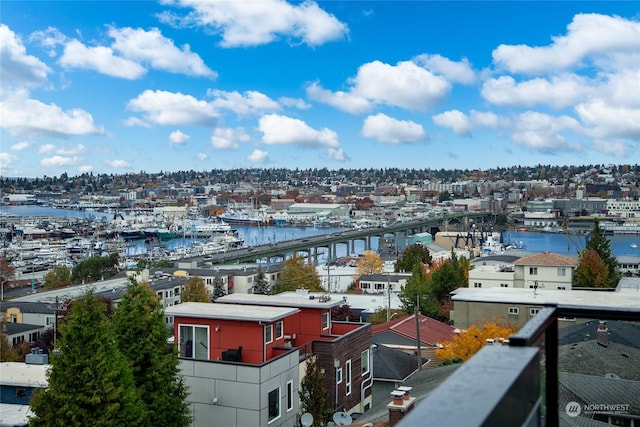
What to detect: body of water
<box><xmin>3</xmin><ymin>206</ymin><xmax>639</xmax><ymax>258</ymax></box>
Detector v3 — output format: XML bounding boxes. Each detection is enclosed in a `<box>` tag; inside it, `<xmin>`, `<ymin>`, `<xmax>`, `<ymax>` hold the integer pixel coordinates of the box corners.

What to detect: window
<box><xmin>500</xmin><ymin>283</ymin><xmax>509</xmax><ymax>288</ymax></box>
<box><xmin>473</xmin><ymin>282</ymin><xmax>482</xmax><ymax>288</ymax></box>
<box><xmin>265</xmin><ymin>325</ymin><xmax>273</xmax><ymax>344</ymax></box>
<box><xmin>322</xmin><ymin>312</ymin><xmax>330</xmax><ymax>330</ymax></box>
<box><xmin>46</xmin><ymin>316</ymin><xmax>55</xmax><ymax>326</ymax></box>
<box><xmin>336</xmin><ymin>368</ymin><xmax>343</xmax><ymax>384</ymax></box>
<box><xmin>361</xmin><ymin>349</ymin><xmax>370</xmax><ymax>375</ymax></box>
<box><xmin>529</xmin><ymin>267</ymin><xmax>538</xmax><ymax>275</ymax></box>
<box><xmin>345</xmin><ymin>359</ymin><xmax>352</xmax><ymax>395</ymax></box>
<box><xmin>174</xmin><ymin>287</ymin><xmax>180</xmax><ymax>295</ymax></box>
<box><xmin>530</xmin><ymin>308</ymin><xmax>540</xmax><ymax>316</ymax></box>
<box><xmin>508</xmin><ymin>307</ymin><xmax>519</xmax><ymax>315</ymax></box>
<box><xmin>286</xmin><ymin>381</ymin><xmax>293</xmax><ymax>412</ymax></box>
<box><xmin>16</xmin><ymin>388</ymin><xmax>26</xmax><ymax>398</ymax></box>
<box><xmin>275</xmin><ymin>321</ymin><xmax>283</xmax><ymax>339</ymax></box>
<box><xmin>557</xmin><ymin>267</ymin><xmax>566</xmax><ymax>277</ymax></box>
<box><xmin>268</xmin><ymin>387</ymin><xmax>280</xmax><ymax>423</ymax></box>
<box><xmin>179</xmin><ymin>325</ymin><xmax>208</xmax><ymax>359</ymax></box>
<box><xmin>557</xmin><ymin>286</ymin><xmax>566</xmax><ymax>290</ymax></box>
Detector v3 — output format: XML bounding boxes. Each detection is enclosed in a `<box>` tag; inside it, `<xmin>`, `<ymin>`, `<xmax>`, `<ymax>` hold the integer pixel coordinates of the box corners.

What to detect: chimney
<box><xmin>596</xmin><ymin>321</ymin><xmax>608</xmax><ymax>347</ymax></box>
<box><xmin>25</xmin><ymin>347</ymin><xmax>49</xmax><ymax>365</ymax></box>
<box><xmin>388</xmin><ymin>387</ymin><xmax>416</xmax><ymax>427</ymax></box>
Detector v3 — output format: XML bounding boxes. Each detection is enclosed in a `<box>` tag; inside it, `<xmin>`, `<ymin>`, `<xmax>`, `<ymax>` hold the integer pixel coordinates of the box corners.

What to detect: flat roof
<box><xmin>217</xmin><ymin>292</ymin><xmax>344</xmax><ymax>309</ymax></box>
<box><xmin>165</xmin><ymin>302</ymin><xmax>299</xmax><ymax>322</ymax></box>
<box><xmin>451</xmin><ymin>287</ymin><xmax>640</xmax><ymax>311</ymax></box>
<box><xmin>0</xmin><ymin>362</ymin><xmax>49</xmax><ymax>387</ymax></box>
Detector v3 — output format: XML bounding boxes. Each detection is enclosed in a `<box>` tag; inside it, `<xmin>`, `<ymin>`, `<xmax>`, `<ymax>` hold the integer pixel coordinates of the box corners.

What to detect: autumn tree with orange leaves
<box><xmin>436</xmin><ymin>321</ymin><xmax>517</xmax><ymax>364</ymax></box>
<box><xmin>575</xmin><ymin>248</ymin><xmax>610</xmax><ymax>288</ymax></box>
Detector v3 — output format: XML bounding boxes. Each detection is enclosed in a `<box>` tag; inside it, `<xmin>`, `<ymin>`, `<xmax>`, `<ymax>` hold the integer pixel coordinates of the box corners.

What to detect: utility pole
<box><xmin>415</xmin><ymin>295</ymin><xmax>422</xmax><ymax>371</ymax></box>
<box><xmin>386</xmin><ymin>272</ymin><xmax>391</xmax><ymax>322</ymax></box>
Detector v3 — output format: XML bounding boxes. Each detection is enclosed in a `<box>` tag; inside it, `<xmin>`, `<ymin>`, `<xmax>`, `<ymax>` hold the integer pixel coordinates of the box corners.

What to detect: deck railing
<box><xmin>397</xmin><ymin>303</ymin><xmax>640</xmax><ymax>427</ymax></box>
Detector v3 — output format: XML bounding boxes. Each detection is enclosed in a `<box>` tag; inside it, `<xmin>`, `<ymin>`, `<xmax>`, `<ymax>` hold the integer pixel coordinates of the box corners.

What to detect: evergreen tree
<box><xmin>584</xmin><ymin>219</ymin><xmax>621</xmax><ymax>287</ymax></box>
<box><xmin>29</xmin><ymin>291</ymin><xmax>145</xmax><ymax>427</ymax></box>
<box><xmin>252</xmin><ymin>267</ymin><xmax>271</xmax><ymax>295</ymax></box>
<box><xmin>113</xmin><ymin>279</ymin><xmax>191</xmax><ymax>427</ymax></box>
<box><xmin>399</xmin><ymin>265</ymin><xmax>430</xmax><ymax>315</ymax></box>
<box><xmin>211</xmin><ymin>275</ymin><xmax>226</xmax><ymax>300</ymax></box>
<box><xmin>299</xmin><ymin>356</ymin><xmax>331</xmax><ymax>427</ymax></box>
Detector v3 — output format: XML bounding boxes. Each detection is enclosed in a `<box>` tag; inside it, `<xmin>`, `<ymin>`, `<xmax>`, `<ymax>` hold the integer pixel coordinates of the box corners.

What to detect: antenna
<box><xmin>332</xmin><ymin>411</ymin><xmax>352</xmax><ymax>426</ymax></box>
<box><xmin>300</xmin><ymin>413</ymin><xmax>313</xmax><ymax>427</ymax></box>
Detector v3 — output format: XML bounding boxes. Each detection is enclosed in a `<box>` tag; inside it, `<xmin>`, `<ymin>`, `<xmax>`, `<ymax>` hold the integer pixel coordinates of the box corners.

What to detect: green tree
<box><xmin>299</xmin><ymin>356</ymin><xmax>331</xmax><ymax>427</ymax></box>
<box><xmin>44</xmin><ymin>266</ymin><xmax>71</xmax><ymax>289</ymax></box>
<box><xmin>71</xmin><ymin>253</ymin><xmax>119</xmax><ymax>284</ymax></box>
<box><xmin>399</xmin><ymin>265</ymin><xmax>430</xmax><ymax>315</ymax></box>
<box><xmin>29</xmin><ymin>291</ymin><xmax>145</xmax><ymax>427</ymax></box>
<box><xmin>273</xmin><ymin>254</ymin><xmax>324</xmax><ymax>294</ymax></box>
<box><xmin>182</xmin><ymin>277</ymin><xmax>210</xmax><ymax>302</ymax></box>
<box><xmin>575</xmin><ymin>248</ymin><xmax>610</xmax><ymax>288</ymax></box>
<box><xmin>584</xmin><ymin>219</ymin><xmax>621</xmax><ymax>287</ymax></box>
<box><xmin>113</xmin><ymin>279</ymin><xmax>191</xmax><ymax>427</ymax></box>
<box><xmin>211</xmin><ymin>275</ymin><xmax>226</xmax><ymax>301</ymax></box>
<box><xmin>395</xmin><ymin>244</ymin><xmax>431</xmax><ymax>273</ymax></box>
<box><xmin>252</xmin><ymin>267</ymin><xmax>271</xmax><ymax>295</ymax></box>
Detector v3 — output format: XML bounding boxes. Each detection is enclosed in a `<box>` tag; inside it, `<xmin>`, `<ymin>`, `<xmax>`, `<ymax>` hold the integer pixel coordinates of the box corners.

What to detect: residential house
<box><xmin>512</xmin><ymin>252</ymin><xmax>577</xmax><ymax>290</ymax></box>
<box><xmin>1</xmin><ymin>301</ymin><xmax>56</xmax><ymax>347</ymax></box>
<box><xmin>216</xmin><ymin>291</ymin><xmax>373</xmax><ymax>416</ymax></box>
<box><xmin>355</xmin><ymin>273</ymin><xmax>411</xmax><ymax>294</ymax></box>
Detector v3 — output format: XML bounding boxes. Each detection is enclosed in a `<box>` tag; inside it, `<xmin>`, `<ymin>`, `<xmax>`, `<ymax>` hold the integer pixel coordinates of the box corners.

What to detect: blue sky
<box><xmin>1</xmin><ymin>1</ymin><xmax>639</xmax><ymax>178</ymax></box>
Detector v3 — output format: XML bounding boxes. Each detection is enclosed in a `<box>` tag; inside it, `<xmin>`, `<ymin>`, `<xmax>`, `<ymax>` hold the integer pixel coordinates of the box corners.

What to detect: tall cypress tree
<box><xmin>29</xmin><ymin>291</ymin><xmax>145</xmax><ymax>427</ymax></box>
<box><xmin>585</xmin><ymin>218</ymin><xmax>621</xmax><ymax>287</ymax></box>
<box><xmin>252</xmin><ymin>266</ymin><xmax>271</xmax><ymax>295</ymax></box>
<box><xmin>113</xmin><ymin>279</ymin><xmax>192</xmax><ymax>427</ymax></box>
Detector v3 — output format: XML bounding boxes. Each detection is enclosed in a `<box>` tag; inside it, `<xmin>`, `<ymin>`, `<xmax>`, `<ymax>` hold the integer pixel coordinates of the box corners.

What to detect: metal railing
<box><xmin>397</xmin><ymin>303</ymin><xmax>640</xmax><ymax>427</ymax></box>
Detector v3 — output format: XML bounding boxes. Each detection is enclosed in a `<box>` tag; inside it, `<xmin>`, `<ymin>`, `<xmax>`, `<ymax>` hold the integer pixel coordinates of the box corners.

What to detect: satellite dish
<box><xmin>301</xmin><ymin>413</ymin><xmax>314</xmax><ymax>427</ymax></box>
<box><xmin>332</xmin><ymin>411</ymin><xmax>353</xmax><ymax>426</ymax></box>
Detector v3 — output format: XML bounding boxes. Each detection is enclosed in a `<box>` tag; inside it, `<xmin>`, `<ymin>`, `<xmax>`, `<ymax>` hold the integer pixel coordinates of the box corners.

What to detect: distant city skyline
<box><xmin>1</xmin><ymin>1</ymin><xmax>639</xmax><ymax>178</ymax></box>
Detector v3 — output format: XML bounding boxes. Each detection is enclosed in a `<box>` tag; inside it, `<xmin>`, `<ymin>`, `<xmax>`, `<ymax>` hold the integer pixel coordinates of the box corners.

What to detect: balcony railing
<box><xmin>397</xmin><ymin>303</ymin><xmax>640</xmax><ymax>427</ymax></box>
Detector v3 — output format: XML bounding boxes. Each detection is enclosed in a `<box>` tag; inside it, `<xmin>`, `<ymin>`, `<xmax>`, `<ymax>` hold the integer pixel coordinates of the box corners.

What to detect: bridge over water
<box><xmin>183</xmin><ymin>212</ymin><xmax>492</xmax><ymax>266</ymax></box>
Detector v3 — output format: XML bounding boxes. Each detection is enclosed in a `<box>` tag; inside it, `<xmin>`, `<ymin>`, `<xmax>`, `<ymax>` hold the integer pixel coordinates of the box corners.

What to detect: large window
<box><xmin>345</xmin><ymin>359</ymin><xmax>352</xmax><ymax>395</ymax></box>
<box><xmin>268</xmin><ymin>387</ymin><xmax>280</xmax><ymax>423</ymax></box>
<box><xmin>557</xmin><ymin>267</ymin><xmax>566</xmax><ymax>277</ymax></box>
<box><xmin>361</xmin><ymin>349</ymin><xmax>370</xmax><ymax>375</ymax></box>
<box><xmin>529</xmin><ymin>267</ymin><xmax>538</xmax><ymax>275</ymax></box>
<box><xmin>275</xmin><ymin>321</ymin><xmax>283</xmax><ymax>339</ymax></box>
<box><xmin>179</xmin><ymin>325</ymin><xmax>208</xmax><ymax>359</ymax></box>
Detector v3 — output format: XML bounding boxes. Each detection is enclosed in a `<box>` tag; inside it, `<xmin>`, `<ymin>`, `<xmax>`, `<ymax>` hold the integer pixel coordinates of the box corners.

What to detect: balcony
<box><xmin>397</xmin><ymin>303</ymin><xmax>640</xmax><ymax>427</ymax></box>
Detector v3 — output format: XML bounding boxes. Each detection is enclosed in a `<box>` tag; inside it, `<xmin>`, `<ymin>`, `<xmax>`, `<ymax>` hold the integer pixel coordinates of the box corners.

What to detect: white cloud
<box><xmin>28</xmin><ymin>27</ymin><xmax>67</xmax><ymax>57</ymax></box>
<box><xmin>60</xmin><ymin>39</ymin><xmax>147</xmax><ymax>79</ymax></box>
<box><xmin>56</xmin><ymin>144</ymin><xmax>87</xmax><ymax>155</ymax></box>
<box><xmin>492</xmin><ymin>13</ymin><xmax>640</xmax><ymax>74</ymax></box>
<box><xmin>306</xmin><ymin>81</ymin><xmax>371</xmax><ymax>114</ymax></box>
<box><xmin>482</xmin><ymin>75</ymin><xmax>593</xmax><ymax>109</ymax></box>
<box><xmin>161</xmin><ymin>0</ymin><xmax>348</xmax><ymax>47</ymax></box>
<box><xmin>126</xmin><ymin>90</ymin><xmax>219</xmax><ymax>126</ymax></box>
<box><xmin>576</xmin><ymin>99</ymin><xmax>640</xmax><ymax>140</ymax></box>
<box><xmin>40</xmin><ymin>155</ymin><xmax>79</xmax><ymax>167</ymax></box>
<box><xmin>108</xmin><ymin>27</ymin><xmax>216</xmax><ymax>78</ymax></box>
<box><xmin>105</xmin><ymin>159</ymin><xmax>132</xmax><ymax>168</ymax></box>
<box><xmin>469</xmin><ymin>110</ymin><xmax>503</xmax><ymax>129</ymax></box>
<box><xmin>279</xmin><ymin>97</ymin><xmax>311</xmax><ymax>109</ymax></box>
<box><xmin>361</xmin><ymin>113</ymin><xmax>426</xmax><ymax>143</ymax></box>
<box><xmin>247</xmin><ymin>149</ymin><xmax>269</xmax><ymax>164</ymax></box>
<box><xmin>38</xmin><ymin>144</ymin><xmax>55</xmax><ymax>153</ymax></box>
<box><xmin>0</xmin><ymin>152</ymin><xmax>17</xmax><ymax>169</ymax></box>
<box><xmin>259</xmin><ymin>114</ymin><xmax>340</xmax><ymax>148</ymax></box>
<box><xmin>0</xmin><ymin>24</ymin><xmax>51</xmax><ymax>87</ymax></box>
<box><xmin>211</xmin><ymin>127</ymin><xmax>249</xmax><ymax>150</ymax></box>
<box><xmin>169</xmin><ymin>130</ymin><xmax>190</xmax><ymax>145</ymax></box>
<box><xmin>196</xmin><ymin>152</ymin><xmax>208</xmax><ymax>160</ymax></box>
<box><xmin>11</xmin><ymin>141</ymin><xmax>30</xmax><ymax>151</ymax></box>
<box><xmin>432</xmin><ymin>110</ymin><xmax>472</xmax><ymax>137</ymax></box>
<box><xmin>0</xmin><ymin>89</ymin><xmax>104</xmax><ymax>137</ymax></box>
<box><xmin>413</xmin><ymin>54</ymin><xmax>476</xmax><ymax>84</ymax></box>
<box><xmin>78</xmin><ymin>165</ymin><xmax>94</xmax><ymax>173</ymax></box>
<box><xmin>592</xmin><ymin>139</ymin><xmax>627</xmax><ymax>157</ymax></box>
<box><xmin>328</xmin><ymin>147</ymin><xmax>346</xmax><ymax>161</ymax></box>
<box><xmin>511</xmin><ymin>111</ymin><xmax>583</xmax><ymax>152</ymax></box>
<box><xmin>209</xmin><ymin>89</ymin><xmax>280</xmax><ymax>115</ymax></box>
